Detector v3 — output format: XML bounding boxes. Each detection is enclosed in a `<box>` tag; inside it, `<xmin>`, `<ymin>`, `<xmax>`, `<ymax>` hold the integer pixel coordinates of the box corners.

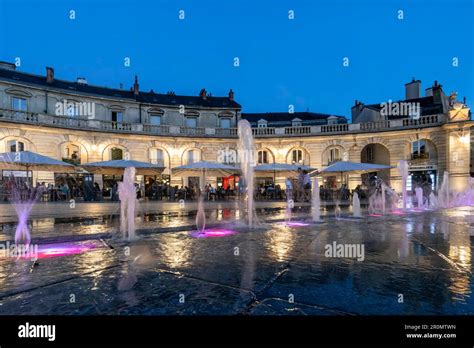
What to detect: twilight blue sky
<box><xmin>0</xmin><ymin>0</ymin><xmax>472</xmax><ymax>117</ymax></box>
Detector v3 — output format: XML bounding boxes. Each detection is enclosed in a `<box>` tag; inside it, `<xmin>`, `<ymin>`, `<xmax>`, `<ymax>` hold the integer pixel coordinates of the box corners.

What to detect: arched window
<box><xmin>64</xmin><ymin>144</ymin><xmax>81</xmax><ymax>164</ymax></box>
<box><xmin>329</xmin><ymin>148</ymin><xmax>341</xmax><ymax>164</ymax></box>
<box><xmin>110</xmin><ymin>147</ymin><xmax>123</xmax><ymax>160</ymax></box>
<box><xmin>183</xmin><ymin>149</ymin><xmax>201</xmax><ymax>165</ymax></box>
<box><xmin>7</xmin><ymin>139</ymin><xmax>25</xmax><ymax>152</ymax></box>
<box><xmin>292</xmin><ymin>149</ymin><xmax>303</xmax><ymax>164</ymax></box>
<box><xmin>150</xmin><ymin>148</ymin><xmax>165</xmax><ymax>166</ymax></box>
<box><xmin>258</xmin><ymin>150</ymin><xmax>269</xmax><ymax>164</ymax></box>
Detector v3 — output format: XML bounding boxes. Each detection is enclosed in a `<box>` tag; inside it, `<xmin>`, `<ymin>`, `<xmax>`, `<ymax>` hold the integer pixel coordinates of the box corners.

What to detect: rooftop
<box><xmin>0</xmin><ymin>62</ymin><xmax>241</xmax><ymax>109</ymax></box>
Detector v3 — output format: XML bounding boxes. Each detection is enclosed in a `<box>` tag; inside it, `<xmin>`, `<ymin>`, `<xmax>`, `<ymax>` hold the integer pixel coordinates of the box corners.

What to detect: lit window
<box><xmin>292</xmin><ymin>149</ymin><xmax>303</xmax><ymax>164</ymax></box>
<box><xmin>111</xmin><ymin>147</ymin><xmax>123</xmax><ymax>160</ymax></box>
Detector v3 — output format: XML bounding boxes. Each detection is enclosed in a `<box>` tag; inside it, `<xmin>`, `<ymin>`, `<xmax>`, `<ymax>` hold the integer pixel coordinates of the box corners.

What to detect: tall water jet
<box><xmin>415</xmin><ymin>187</ymin><xmax>424</xmax><ymax>209</ymax></box>
<box><xmin>311</xmin><ymin>176</ymin><xmax>321</xmax><ymax>222</ymax></box>
<box><xmin>118</xmin><ymin>167</ymin><xmax>137</xmax><ymax>241</ymax></box>
<box><xmin>237</xmin><ymin>119</ymin><xmax>256</xmax><ymax>227</ymax></box>
<box><xmin>334</xmin><ymin>200</ymin><xmax>341</xmax><ymax>220</ymax></box>
<box><xmin>381</xmin><ymin>182</ymin><xmax>386</xmax><ymax>214</ymax></box>
<box><xmin>285</xmin><ymin>199</ymin><xmax>293</xmax><ymax>225</ymax></box>
<box><xmin>397</xmin><ymin>160</ymin><xmax>409</xmax><ymax>209</ymax></box>
<box><xmin>352</xmin><ymin>192</ymin><xmax>362</xmax><ymax>217</ymax></box>
<box><xmin>195</xmin><ymin>194</ymin><xmax>206</xmax><ymax>233</ymax></box>
<box><xmin>429</xmin><ymin>192</ymin><xmax>438</xmax><ymax>209</ymax></box>
<box><xmin>438</xmin><ymin>171</ymin><xmax>450</xmax><ymax>208</ymax></box>
<box><xmin>9</xmin><ymin>176</ymin><xmax>43</xmax><ymax>246</ymax></box>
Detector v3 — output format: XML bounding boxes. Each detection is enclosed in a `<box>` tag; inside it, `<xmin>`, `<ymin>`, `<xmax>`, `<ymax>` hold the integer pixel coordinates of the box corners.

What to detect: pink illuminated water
<box><xmin>285</xmin><ymin>221</ymin><xmax>310</xmax><ymax>227</ymax></box>
<box><xmin>190</xmin><ymin>229</ymin><xmax>237</xmax><ymax>238</ymax></box>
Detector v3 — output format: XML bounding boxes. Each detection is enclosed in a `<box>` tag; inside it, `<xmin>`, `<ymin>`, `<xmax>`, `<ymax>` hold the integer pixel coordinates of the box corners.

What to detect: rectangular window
<box><xmin>111</xmin><ymin>111</ymin><xmax>123</xmax><ymax>123</ymax></box>
<box><xmin>258</xmin><ymin>123</ymin><xmax>267</xmax><ymax>128</ymax></box>
<box><xmin>220</xmin><ymin>118</ymin><xmax>231</xmax><ymax>128</ymax></box>
<box><xmin>292</xmin><ymin>121</ymin><xmax>302</xmax><ymax>127</ymax></box>
<box><xmin>11</xmin><ymin>97</ymin><xmax>27</xmax><ymax>112</ymax></box>
<box><xmin>186</xmin><ymin>117</ymin><xmax>197</xmax><ymax>128</ymax></box>
<box><xmin>8</xmin><ymin>140</ymin><xmax>24</xmax><ymax>152</ymax></box>
<box><xmin>150</xmin><ymin>115</ymin><xmax>161</xmax><ymax>125</ymax></box>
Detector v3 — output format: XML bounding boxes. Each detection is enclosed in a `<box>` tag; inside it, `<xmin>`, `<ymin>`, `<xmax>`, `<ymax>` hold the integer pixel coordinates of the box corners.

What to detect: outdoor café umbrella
<box><xmin>81</xmin><ymin>159</ymin><xmax>165</xmax><ymax>176</ymax></box>
<box><xmin>172</xmin><ymin>161</ymin><xmax>241</xmax><ymax>177</ymax></box>
<box><xmin>0</xmin><ymin>151</ymin><xmax>76</xmax><ymax>180</ymax></box>
<box><xmin>318</xmin><ymin>160</ymin><xmax>392</xmax><ymax>184</ymax></box>
<box><xmin>254</xmin><ymin>163</ymin><xmax>314</xmax><ymax>181</ymax></box>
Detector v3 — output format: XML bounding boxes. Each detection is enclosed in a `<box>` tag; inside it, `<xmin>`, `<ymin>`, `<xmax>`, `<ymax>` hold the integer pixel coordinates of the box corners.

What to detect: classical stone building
<box><xmin>0</xmin><ymin>61</ymin><xmax>472</xmax><ymax>196</ymax></box>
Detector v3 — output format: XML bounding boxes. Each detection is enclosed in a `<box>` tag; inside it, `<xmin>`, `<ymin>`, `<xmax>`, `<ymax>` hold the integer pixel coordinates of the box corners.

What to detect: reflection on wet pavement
<box><xmin>0</xmin><ymin>206</ymin><xmax>472</xmax><ymax>315</ymax></box>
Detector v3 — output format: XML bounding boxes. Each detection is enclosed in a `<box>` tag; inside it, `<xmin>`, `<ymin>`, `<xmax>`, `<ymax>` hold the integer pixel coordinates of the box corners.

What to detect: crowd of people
<box><xmin>0</xmin><ymin>170</ymin><xmax>435</xmax><ymax>204</ymax></box>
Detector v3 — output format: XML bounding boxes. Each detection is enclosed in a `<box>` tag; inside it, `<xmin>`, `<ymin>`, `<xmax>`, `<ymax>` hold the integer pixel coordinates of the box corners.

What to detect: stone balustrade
<box><xmin>0</xmin><ymin>108</ymin><xmax>447</xmax><ymax>138</ymax></box>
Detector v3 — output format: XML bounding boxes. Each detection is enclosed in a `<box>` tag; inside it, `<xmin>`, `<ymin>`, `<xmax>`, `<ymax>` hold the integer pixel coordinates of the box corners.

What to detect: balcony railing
<box><xmin>0</xmin><ymin>108</ymin><xmax>38</xmax><ymax>122</ymax></box>
<box><xmin>215</xmin><ymin>127</ymin><xmax>237</xmax><ymax>136</ymax></box>
<box><xmin>411</xmin><ymin>153</ymin><xmax>430</xmax><ymax>160</ymax></box>
<box><xmin>285</xmin><ymin>126</ymin><xmax>311</xmax><ymax>135</ymax></box>
<box><xmin>0</xmin><ymin>108</ymin><xmax>449</xmax><ymax>138</ymax></box>
<box><xmin>143</xmin><ymin>124</ymin><xmax>170</xmax><ymax>134</ymax></box>
<box><xmin>180</xmin><ymin>126</ymin><xmax>205</xmax><ymax>135</ymax></box>
<box><xmin>321</xmin><ymin>124</ymin><xmax>349</xmax><ymax>133</ymax></box>
<box><xmin>253</xmin><ymin>127</ymin><xmax>276</xmax><ymax>136</ymax></box>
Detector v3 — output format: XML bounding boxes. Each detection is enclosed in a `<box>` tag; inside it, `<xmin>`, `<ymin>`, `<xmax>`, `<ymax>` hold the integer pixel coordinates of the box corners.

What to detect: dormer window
<box><xmin>292</xmin><ymin>118</ymin><xmax>302</xmax><ymax>127</ymax></box>
<box><xmin>257</xmin><ymin>119</ymin><xmax>267</xmax><ymax>128</ymax></box>
<box><xmin>327</xmin><ymin>116</ymin><xmax>338</xmax><ymax>125</ymax></box>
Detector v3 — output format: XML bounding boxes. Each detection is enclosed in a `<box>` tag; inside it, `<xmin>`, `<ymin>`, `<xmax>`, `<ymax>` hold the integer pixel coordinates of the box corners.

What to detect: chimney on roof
<box><xmin>46</xmin><ymin>67</ymin><xmax>54</xmax><ymax>84</ymax></box>
<box><xmin>228</xmin><ymin>89</ymin><xmax>234</xmax><ymax>101</ymax></box>
<box><xmin>0</xmin><ymin>61</ymin><xmax>16</xmax><ymax>71</ymax></box>
<box><xmin>119</xmin><ymin>83</ymin><xmax>123</xmax><ymax>89</ymax></box>
<box><xmin>199</xmin><ymin>88</ymin><xmax>207</xmax><ymax>100</ymax></box>
<box><xmin>405</xmin><ymin>77</ymin><xmax>421</xmax><ymax>100</ymax></box>
<box><xmin>133</xmin><ymin>75</ymin><xmax>139</xmax><ymax>96</ymax></box>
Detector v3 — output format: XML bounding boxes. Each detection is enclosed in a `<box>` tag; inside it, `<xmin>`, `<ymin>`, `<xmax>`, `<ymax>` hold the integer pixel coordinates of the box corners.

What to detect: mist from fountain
<box><xmin>415</xmin><ymin>187</ymin><xmax>424</xmax><ymax>209</ymax></box>
<box><xmin>429</xmin><ymin>192</ymin><xmax>438</xmax><ymax>209</ymax></box>
<box><xmin>352</xmin><ymin>191</ymin><xmax>362</xmax><ymax>217</ymax></box>
<box><xmin>237</xmin><ymin>119</ymin><xmax>256</xmax><ymax>227</ymax></box>
<box><xmin>9</xmin><ymin>175</ymin><xmax>43</xmax><ymax>246</ymax></box>
<box><xmin>311</xmin><ymin>176</ymin><xmax>321</xmax><ymax>222</ymax></box>
<box><xmin>397</xmin><ymin>160</ymin><xmax>409</xmax><ymax>209</ymax></box>
<box><xmin>118</xmin><ymin>167</ymin><xmax>137</xmax><ymax>241</ymax></box>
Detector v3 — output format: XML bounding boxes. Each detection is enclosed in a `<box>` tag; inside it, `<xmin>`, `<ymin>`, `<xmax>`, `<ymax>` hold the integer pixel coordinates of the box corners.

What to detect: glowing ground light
<box><xmin>368</xmin><ymin>214</ymin><xmax>384</xmax><ymax>217</ymax></box>
<box><xmin>284</xmin><ymin>221</ymin><xmax>310</xmax><ymax>227</ymax></box>
<box><xmin>35</xmin><ymin>242</ymin><xmax>99</xmax><ymax>259</ymax></box>
<box><xmin>190</xmin><ymin>229</ymin><xmax>237</xmax><ymax>238</ymax></box>
<box><xmin>391</xmin><ymin>210</ymin><xmax>406</xmax><ymax>215</ymax></box>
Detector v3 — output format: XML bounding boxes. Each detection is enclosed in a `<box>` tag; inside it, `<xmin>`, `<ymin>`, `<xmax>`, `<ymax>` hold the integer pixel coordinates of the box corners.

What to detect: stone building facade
<box><xmin>0</xmin><ymin>62</ymin><xmax>472</xmax><ymax>195</ymax></box>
